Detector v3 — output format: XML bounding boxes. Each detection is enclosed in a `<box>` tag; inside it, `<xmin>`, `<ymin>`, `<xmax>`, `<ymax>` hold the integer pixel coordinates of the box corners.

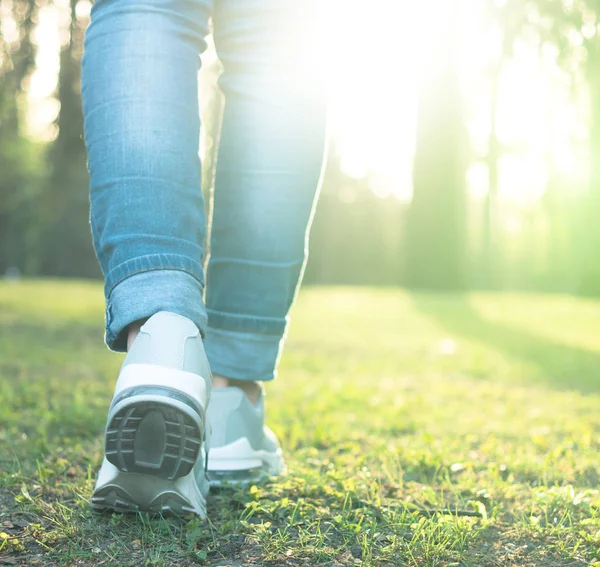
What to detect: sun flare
<box><xmin>23</xmin><ymin>0</ymin><xmax>590</xmax><ymax>204</ymax></box>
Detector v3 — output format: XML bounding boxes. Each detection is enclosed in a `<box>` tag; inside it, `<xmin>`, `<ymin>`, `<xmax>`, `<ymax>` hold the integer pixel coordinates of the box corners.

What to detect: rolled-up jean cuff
<box><xmin>106</xmin><ymin>269</ymin><xmax>207</xmax><ymax>352</ymax></box>
<box><xmin>204</xmin><ymin>326</ymin><xmax>284</xmax><ymax>382</ymax></box>
<box><xmin>104</xmin><ymin>253</ymin><xmax>205</xmax><ymax>298</ymax></box>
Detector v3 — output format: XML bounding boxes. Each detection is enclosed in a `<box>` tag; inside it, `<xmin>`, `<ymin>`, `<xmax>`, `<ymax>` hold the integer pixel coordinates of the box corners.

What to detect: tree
<box><xmin>405</xmin><ymin>0</ymin><xmax>467</xmax><ymax>290</ymax></box>
<box><xmin>0</xmin><ymin>0</ymin><xmax>44</xmax><ymax>274</ymax></box>
<box><xmin>510</xmin><ymin>0</ymin><xmax>600</xmax><ymax>294</ymax></box>
<box><xmin>40</xmin><ymin>0</ymin><xmax>98</xmax><ymax>277</ymax></box>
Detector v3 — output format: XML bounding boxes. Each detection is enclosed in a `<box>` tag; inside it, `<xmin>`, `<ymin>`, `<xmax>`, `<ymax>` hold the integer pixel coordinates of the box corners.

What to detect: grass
<box><xmin>0</xmin><ymin>280</ymin><xmax>599</xmax><ymax>567</ymax></box>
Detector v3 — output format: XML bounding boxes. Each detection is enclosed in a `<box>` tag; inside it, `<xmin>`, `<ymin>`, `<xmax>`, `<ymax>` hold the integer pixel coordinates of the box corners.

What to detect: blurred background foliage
<box><xmin>2</xmin><ymin>0</ymin><xmax>600</xmax><ymax>293</ymax></box>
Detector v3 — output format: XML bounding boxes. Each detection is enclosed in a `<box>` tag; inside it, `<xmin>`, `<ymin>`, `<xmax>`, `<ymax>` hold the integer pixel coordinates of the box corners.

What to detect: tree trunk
<box><xmin>405</xmin><ymin>0</ymin><xmax>467</xmax><ymax>290</ymax></box>
<box><xmin>41</xmin><ymin>0</ymin><xmax>98</xmax><ymax>277</ymax></box>
<box><xmin>578</xmin><ymin>39</ymin><xmax>600</xmax><ymax>295</ymax></box>
<box><xmin>0</xmin><ymin>0</ymin><xmax>38</xmax><ymax>273</ymax></box>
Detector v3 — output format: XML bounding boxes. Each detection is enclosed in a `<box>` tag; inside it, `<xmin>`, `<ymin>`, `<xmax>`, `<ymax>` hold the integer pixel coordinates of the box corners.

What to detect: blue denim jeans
<box><xmin>82</xmin><ymin>0</ymin><xmax>326</xmax><ymax>381</ymax></box>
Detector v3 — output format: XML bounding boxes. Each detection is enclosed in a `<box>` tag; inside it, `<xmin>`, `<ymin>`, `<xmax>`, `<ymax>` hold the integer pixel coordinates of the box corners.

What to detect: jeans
<box><xmin>82</xmin><ymin>0</ymin><xmax>327</xmax><ymax>381</ymax></box>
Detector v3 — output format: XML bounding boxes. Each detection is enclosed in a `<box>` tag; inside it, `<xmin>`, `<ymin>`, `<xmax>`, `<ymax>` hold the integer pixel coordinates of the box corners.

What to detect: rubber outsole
<box><xmin>92</xmin><ymin>485</ymin><xmax>200</xmax><ymax>516</ymax></box>
<box><xmin>105</xmin><ymin>401</ymin><xmax>202</xmax><ymax>481</ymax></box>
<box><xmin>92</xmin><ymin>458</ymin><xmax>209</xmax><ymax>517</ymax></box>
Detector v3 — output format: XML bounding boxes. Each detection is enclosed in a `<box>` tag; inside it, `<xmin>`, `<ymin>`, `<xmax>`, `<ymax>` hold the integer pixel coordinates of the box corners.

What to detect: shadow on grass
<box><xmin>410</xmin><ymin>293</ymin><xmax>600</xmax><ymax>395</ymax></box>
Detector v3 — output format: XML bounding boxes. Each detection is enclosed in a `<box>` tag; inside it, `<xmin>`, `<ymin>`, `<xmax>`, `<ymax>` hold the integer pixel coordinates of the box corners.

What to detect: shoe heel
<box><xmin>92</xmin><ymin>460</ymin><xmax>209</xmax><ymax>517</ymax></box>
<box><xmin>105</xmin><ymin>397</ymin><xmax>203</xmax><ymax>481</ymax></box>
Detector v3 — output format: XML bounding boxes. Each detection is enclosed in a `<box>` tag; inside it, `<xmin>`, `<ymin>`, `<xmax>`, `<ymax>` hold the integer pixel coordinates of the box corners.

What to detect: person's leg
<box><xmin>206</xmin><ymin>0</ymin><xmax>327</xmax><ymax>385</ymax></box>
<box><xmin>204</xmin><ymin>0</ymin><xmax>327</xmax><ymax>482</ymax></box>
<box><xmin>83</xmin><ymin>0</ymin><xmax>212</xmax><ymax>350</ymax></box>
<box><xmin>82</xmin><ymin>0</ymin><xmax>214</xmax><ymax>515</ymax></box>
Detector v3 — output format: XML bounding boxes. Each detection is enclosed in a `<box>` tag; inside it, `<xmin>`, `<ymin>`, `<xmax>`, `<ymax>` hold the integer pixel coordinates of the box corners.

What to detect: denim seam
<box><xmin>207</xmin><ymin>257</ymin><xmax>305</xmax><ymax>268</ymax></box>
<box><xmin>107</xmin><ymin>265</ymin><xmax>200</xmax><ymax>296</ymax></box>
<box><xmin>205</xmin><ymin>324</ymin><xmax>285</xmax><ymax>341</ymax></box>
<box><xmin>89</xmin><ymin>174</ymin><xmax>201</xmax><ymax>188</ymax></box>
<box><xmin>106</xmin><ymin>326</ymin><xmax>117</xmax><ymax>346</ymax></box>
<box><xmin>85</xmin><ymin>98</ymin><xmax>200</xmax><ymax>119</ymax></box>
<box><xmin>206</xmin><ymin>308</ymin><xmax>286</xmax><ymax>335</ymax></box>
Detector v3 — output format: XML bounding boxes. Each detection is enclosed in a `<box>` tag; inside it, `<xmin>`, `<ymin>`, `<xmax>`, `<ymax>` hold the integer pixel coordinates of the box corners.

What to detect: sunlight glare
<box><xmin>319</xmin><ymin>0</ymin><xmax>422</xmax><ymax>200</ymax></box>
<box><xmin>0</xmin><ymin>5</ymin><xmax>19</xmax><ymax>44</ymax></box>
<box><xmin>467</xmin><ymin>161</ymin><xmax>490</xmax><ymax>201</ymax></box>
<box><xmin>21</xmin><ymin>0</ymin><xmax>591</xmax><ymax>208</ymax></box>
<box><xmin>26</xmin><ymin>5</ymin><xmax>61</xmax><ymax>139</ymax></box>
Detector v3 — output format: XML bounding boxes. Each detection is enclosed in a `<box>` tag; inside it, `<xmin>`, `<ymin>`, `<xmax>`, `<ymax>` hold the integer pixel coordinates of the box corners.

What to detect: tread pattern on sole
<box><xmin>105</xmin><ymin>401</ymin><xmax>202</xmax><ymax>481</ymax></box>
<box><xmin>92</xmin><ymin>486</ymin><xmax>201</xmax><ymax>516</ymax></box>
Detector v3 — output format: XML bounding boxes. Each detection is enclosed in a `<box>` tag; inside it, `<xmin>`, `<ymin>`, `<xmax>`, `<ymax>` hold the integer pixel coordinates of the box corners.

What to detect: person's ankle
<box><xmin>213</xmin><ymin>375</ymin><xmax>261</xmax><ymax>405</ymax></box>
<box><xmin>127</xmin><ymin>320</ymin><xmax>145</xmax><ymax>351</ymax></box>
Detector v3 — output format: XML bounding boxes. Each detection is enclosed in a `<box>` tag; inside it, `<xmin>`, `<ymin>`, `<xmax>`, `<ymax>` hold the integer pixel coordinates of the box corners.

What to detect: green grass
<box><xmin>1</xmin><ymin>281</ymin><xmax>599</xmax><ymax>566</ymax></box>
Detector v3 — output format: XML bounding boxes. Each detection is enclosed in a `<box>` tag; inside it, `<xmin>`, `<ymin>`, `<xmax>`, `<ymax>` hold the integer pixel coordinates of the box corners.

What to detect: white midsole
<box><xmin>114</xmin><ymin>364</ymin><xmax>208</xmax><ymax>412</ymax></box>
<box><xmin>206</xmin><ymin>437</ymin><xmax>283</xmax><ymax>474</ymax></box>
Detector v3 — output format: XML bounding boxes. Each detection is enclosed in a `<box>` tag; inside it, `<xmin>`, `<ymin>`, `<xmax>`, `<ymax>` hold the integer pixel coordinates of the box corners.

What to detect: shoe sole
<box><xmin>92</xmin><ymin>459</ymin><xmax>208</xmax><ymax>517</ymax></box>
<box><xmin>206</xmin><ymin>437</ymin><xmax>284</xmax><ymax>487</ymax></box>
<box><xmin>105</xmin><ymin>388</ymin><xmax>205</xmax><ymax>481</ymax></box>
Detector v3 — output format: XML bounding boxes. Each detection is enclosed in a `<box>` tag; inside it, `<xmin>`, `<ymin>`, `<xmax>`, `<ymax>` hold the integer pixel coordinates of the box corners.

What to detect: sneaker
<box><xmin>92</xmin><ymin>312</ymin><xmax>212</xmax><ymax>517</ymax></box>
<box><xmin>206</xmin><ymin>387</ymin><xmax>284</xmax><ymax>486</ymax></box>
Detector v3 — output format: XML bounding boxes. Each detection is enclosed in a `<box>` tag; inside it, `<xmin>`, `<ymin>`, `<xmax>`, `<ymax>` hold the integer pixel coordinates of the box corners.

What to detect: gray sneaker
<box><xmin>206</xmin><ymin>387</ymin><xmax>284</xmax><ymax>486</ymax></box>
<box><xmin>92</xmin><ymin>312</ymin><xmax>212</xmax><ymax>517</ymax></box>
